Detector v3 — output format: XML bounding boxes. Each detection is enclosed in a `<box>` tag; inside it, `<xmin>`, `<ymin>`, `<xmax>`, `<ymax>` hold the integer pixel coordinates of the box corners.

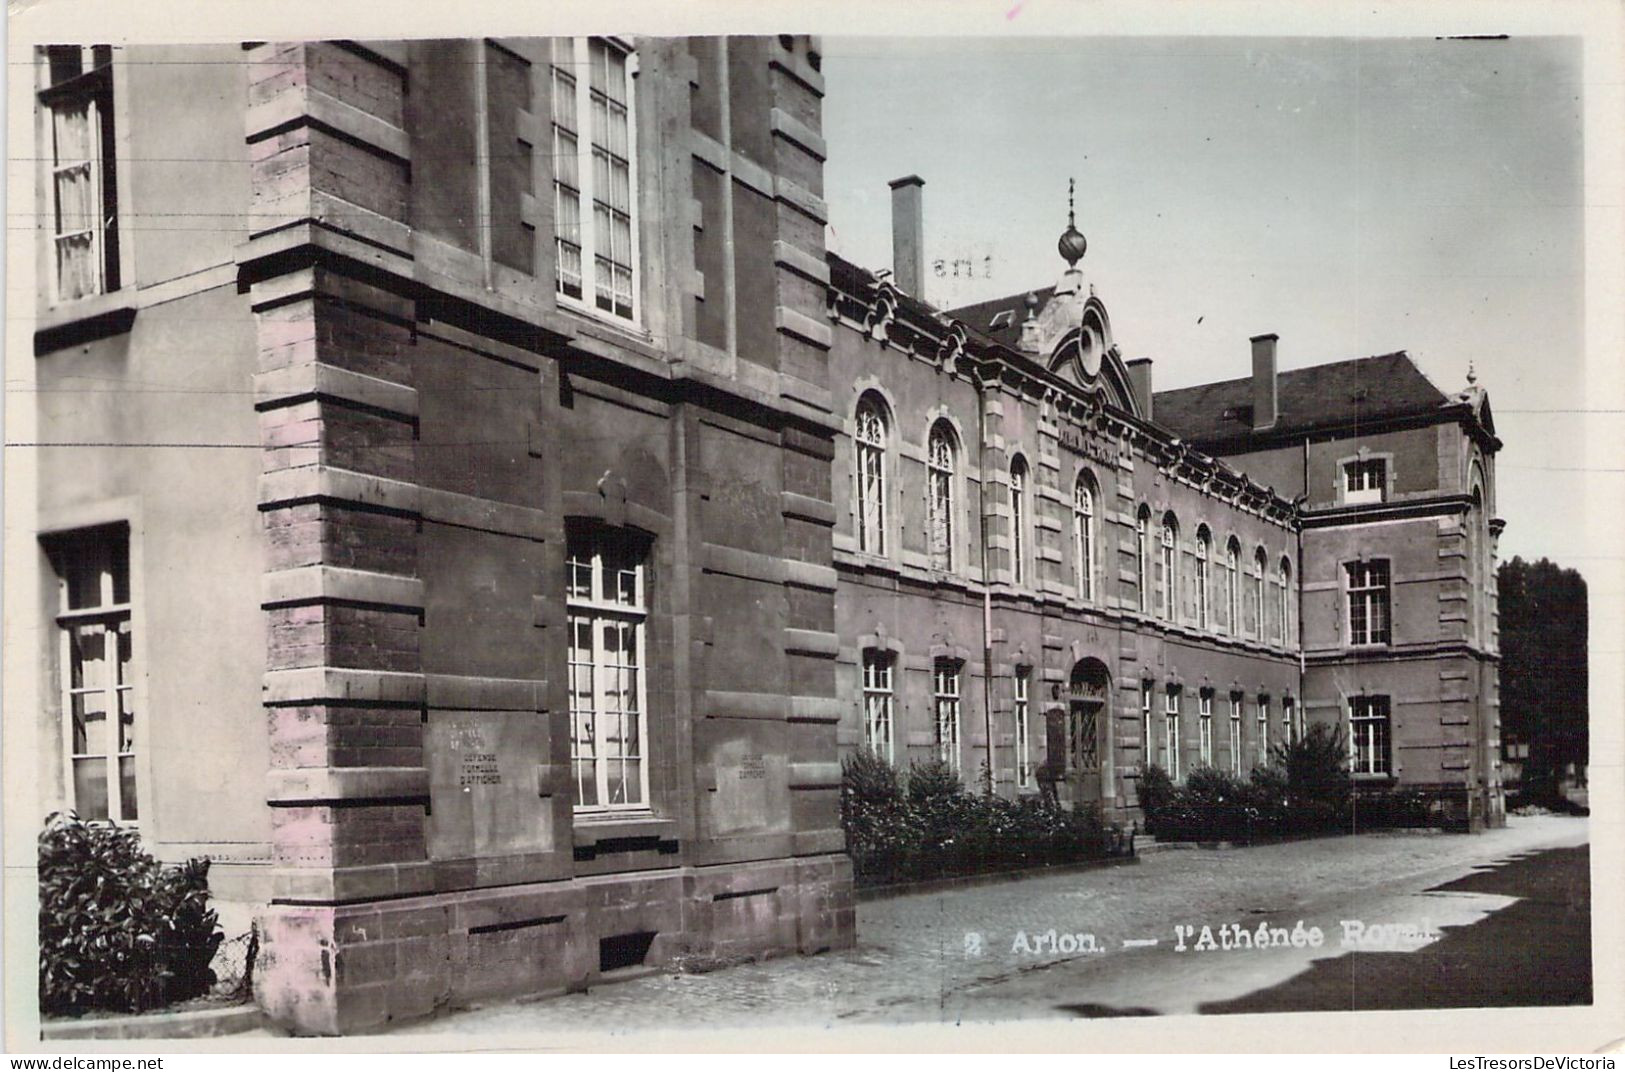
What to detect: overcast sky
<box><xmin>821</xmin><ymin>35</ymin><xmax>1585</xmax><ymax>567</ymax></box>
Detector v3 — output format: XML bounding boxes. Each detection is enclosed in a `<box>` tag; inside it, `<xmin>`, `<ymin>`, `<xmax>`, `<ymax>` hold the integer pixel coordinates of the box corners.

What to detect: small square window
<box><xmin>1344</xmin><ymin>458</ymin><xmax>1388</xmax><ymax>505</ymax></box>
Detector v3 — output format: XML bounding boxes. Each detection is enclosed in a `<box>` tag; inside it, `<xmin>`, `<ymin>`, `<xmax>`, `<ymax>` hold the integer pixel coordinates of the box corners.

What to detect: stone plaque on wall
<box><xmin>426</xmin><ymin>710</ymin><xmax>555</xmax><ymax>860</ymax></box>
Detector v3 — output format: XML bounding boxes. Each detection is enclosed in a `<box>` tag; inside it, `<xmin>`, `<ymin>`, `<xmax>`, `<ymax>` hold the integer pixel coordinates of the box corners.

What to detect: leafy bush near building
<box><xmin>1139</xmin><ymin>724</ymin><xmax>1446</xmax><ymax>841</ymax></box>
<box><xmin>840</xmin><ymin>754</ymin><xmax>1124</xmax><ymax>887</ymax></box>
<box><xmin>38</xmin><ymin>812</ymin><xmax>223</xmax><ymax>1016</ymax></box>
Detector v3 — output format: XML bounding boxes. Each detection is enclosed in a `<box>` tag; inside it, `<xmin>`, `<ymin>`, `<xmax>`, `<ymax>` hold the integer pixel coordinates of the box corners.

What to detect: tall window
<box><xmin>861</xmin><ymin>650</ymin><xmax>895</xmax><ymax>762</ymax></box>
<box><xmin>1283</xmin><ymin>696</ymin><xmax>1297</xmax><ymax>746</ymax></box>
<box><xmin>854</xmin><ymin>396</ymin><xmax>888</xmax><ymax>555</ymax></box>
<box><xmin>1198</xmin><ymin>690</ymin><xmax>1214</xmax><ymax>767</ymax></box>
<box><xmin>40</xmin><ymin>45</ymin><xmax>119</xmax><ymax>302</ymax></box>
<box><xmin>1010</xmin><ymin>456</ymin><xmax>1028</xmax><ymax>585</ymax></box>
<box><xmin>49</xmin><ymin>527</ymin><xmax>134</xmax><ymax>822</ymax></box>
<box><xmin>1163</xmin><ymin>687</ymin><xmax>1181</xmax><ymax>780</ymax></box>
<box><xmin>1228</xmin><ymin>692</ymin><xmax>1243</xmax><ymax>772</ymax></box>
<box><xmin>551</xmin><ymin>37</ymin><xmax>636</xmax><ymax>320</ymax></box>
<box><xmin>933</xmin><ymin>659</ymin><xmax>962</xmax><ymax>771</ymax></box>
<box><xmin>1225</xmin><ymin>537</ymin><xmax>1240</xmax><ymax>635</ymax></box>
<box><xmin>1350</xmin><ymin>695</ymin><xmax>1392</xmax><ymax>776</ymax></box>
<box><xmin>1074</xmin><ymin>475</ymin><xmax>1096</xmax><ymax>602</ymax></box>
<box><xmin>1278</xmin><ymin>557</ymin><xmax>1293</xmax><ymax>645</ymax></box>
<box><xmin>1257</xmin><ymin>696</ymin><xmax>1270</xmax><ymax>764</ymax></box>
<box><xmin>1014</xmin><ymin>668</ymin><xmax>1032</xmax><ymax>789</ymax></box>
<box><xmin>1344</xmin><ymin>458</ymin><xmax>1388</xmax><ymax>505</ymax></box>
<box><xmin>1195</xmin><ymin>527</ymin><xmax>1211</xmax><ymax>630</ymax></box>
<box><xmin>567</xmin><ymin>526</ymin><xmax>649</xmax><ymax>811</ymax></box>
<box><xmin>1253</xmin><ymin>547</ymin><xmax>1268</xmax><ymax>639</ymax></box>
<box><xmin>1140</xmin><ymin>680</ymin><xmax>1154</xmax><ymax>769</ymax></box>
<box><xmin>1159</xmin><ymin>515</ymin><xmax>1178</xmax><ymax>621</ymax></box>
<box><xmin>1346</xmin><ymin>560</ymin><xmax>1392</xmax><ymax>645</ymax></box>
<box><xmin>927</xmin><ymin>423</ymin><xmax>957</xmax><ymax>571</ymax></box>
<box><xmin>1135</xmin><ymin>506</ymin><xmax>1151</xmax><ymax>613</ymax></box>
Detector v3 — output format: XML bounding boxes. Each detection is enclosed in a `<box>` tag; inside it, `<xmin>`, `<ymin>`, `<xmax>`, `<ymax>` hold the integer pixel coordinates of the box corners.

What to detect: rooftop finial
<box><xmin>1467</xmin><ymin>359</ymin><xmax>1478</xmax><ymax>385</ymax></box>
<box><xmin>1057</xmin><ymin>177</ymin><xmax>1088</xmax><ymax>268</ymax></box>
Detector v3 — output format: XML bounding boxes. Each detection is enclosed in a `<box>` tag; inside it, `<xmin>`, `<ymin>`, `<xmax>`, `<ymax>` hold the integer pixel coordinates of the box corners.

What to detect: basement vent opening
<box><xmin>712</xmin><ymin>886</ymin><xmax>778</xmax><ymax>903</ymax></box>
<box><xmin>599</xmin><ymin>930</ymin><xmax>658</xmax><ymax>973</ymax></box>
<box><xmin>469</xmin><ymin>914</ymin><xmax>566</xmax><ymax>936</ymax></box>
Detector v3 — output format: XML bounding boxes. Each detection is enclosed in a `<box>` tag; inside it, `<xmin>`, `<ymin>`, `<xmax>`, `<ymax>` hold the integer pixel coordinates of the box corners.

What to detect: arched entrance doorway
<box><xmin>1041</xmin><ymin>658</ymin><xmax>1111</xmax><ymax>810</ymax></box>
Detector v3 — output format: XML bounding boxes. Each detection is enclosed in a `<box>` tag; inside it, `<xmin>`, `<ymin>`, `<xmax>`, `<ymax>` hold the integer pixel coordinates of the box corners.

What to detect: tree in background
<box><xmin>1497</xmin><ymin>556</ymin><xmax>1588</xmax><ymax>802</ymax></box>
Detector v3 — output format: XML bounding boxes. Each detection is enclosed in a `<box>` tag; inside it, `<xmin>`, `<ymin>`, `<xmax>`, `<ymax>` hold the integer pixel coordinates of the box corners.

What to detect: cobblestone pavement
<box><xmin>390</xmin><ymin>814</ymin><xmax>1588</xmax><ymax>1039</ymax></box>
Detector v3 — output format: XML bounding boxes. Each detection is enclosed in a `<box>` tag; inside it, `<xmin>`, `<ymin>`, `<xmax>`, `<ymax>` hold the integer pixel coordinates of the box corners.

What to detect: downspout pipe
<box><xmin>978</xmin><ymin>372</ymin><xmax>996</xmax><ymax>796</ymax></box>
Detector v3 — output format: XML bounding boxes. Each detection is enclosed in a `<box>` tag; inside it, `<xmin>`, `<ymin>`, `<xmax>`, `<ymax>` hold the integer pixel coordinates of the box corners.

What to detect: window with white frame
<box><xmin>1350</xmin><ymin>695</ymin><xmax>1392</xmax><ymax>776</ymax></box>
<box><xmin>1346</xmin><ymin>559</ymin><xmax>1392</xmax><ymax>646</ymax></box>
<box><xmin>854</xmin><ymin>395</ymin><xmax>888</xmax><ymax>555</ymax></box>
<box><xmin>1257</xmin><ymin>696</ymin><xmax>1270</xmax><ymax>764</ymax></box>
<box><xmin>861</xmin><ymin>649</ymin><xmax>895</xmax><ymax>762</ymax></box>
<box><xmin>1135</xmin><ymin>507</ymin><xmax>1151</xmax><ymax>613</ymax></box>
<box><xmin>1073</xmin><ymin>474</ymin><xmax>1096</xmax><ymax>602</ymax></box>
<box><xmin>927</xmin><ymin>423</ymin><xmax>957</xmax><ymax>571</ymax></box>
<box><xmin>1010</xmin><ymin>456</ymin><xmax>1028</xmax><ymax>585</ymax></box>
<box><xmin>1228</xmin><ymin>692</ymin><xmax>1243</xmax><ymax>772</ymax></box>
<box><xmin>1344</xmin><ymin>458</ymin><xmax>1387</xmax><ymax>505</ymax></box>
<box><xmin>1199</xmin><ymin>690</ymin><xmax>1214</xmax><ymax>767</ymax></box>
<box><xmin>48</xmin><ymin>526</ymin><xmax>135</xmax><ymax>823</ymax></box>
<box><xmin>933</xmin><ymin>659</ymin><xmax>962</xmax><ymax>771</ymax></box>
<box><xmin>1253</xmin><ymin>547</ymin><xmax>1268</xmax><ymax>638</ymax></box>
<box><xmin>1163</xmin><ymin>687</ymin><xmax>1181</xmax><ymax>780</ymax></box>
<box><xmin>566</xmin><ymin>525</ymin><xmax>650</xmax><ymax>811</ymax></box>
<box><xmin>1014</xmin><ymin>668</ymin><xmax>1032</xmax><ymax>789</ymax></box>
<box><xmin>1195</xmin><ymin>527</ymin><xmax>1211</xmax><ymax>630</ymax></box>
<box><xmin>1283</xmin><ymin>695</ymin><xmax>1297</xmax><ymax>746</ymax></box>
<box><xmin>1225</xmin><ymin>537</ymin><xmax>1240</xmax><ymax>634</ymax></box>
<box><xmin>550</xmin><ymin>37</ymin><xmax>637</xmax><ymax>320</ymax></box>
<box><xmin>1159</xmin><ymin>515</ymin><xmax>1178</xmax><ymax>621</ymax></box>
<box><xmin>1140</xmin><ymin>680</ymin><xmax>1154</xmax><ymax>769</ymax></box>
<box><xmin>40</xmin><ymin>45</ymin><xmax>120</xmax><ymax>303</ymax></box>
<box><xmin>1278</xmin><ymin>556</ymin><xmax>1293</xmax><ymax>645</ymax></box>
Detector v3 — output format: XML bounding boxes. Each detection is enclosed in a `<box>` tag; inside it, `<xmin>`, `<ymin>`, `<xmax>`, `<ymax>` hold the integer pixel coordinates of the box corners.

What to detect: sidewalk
<box><xmin>388</xmin><ymin>813</ymin><xmax>1588</xmax><ymax>1038</ymax></box>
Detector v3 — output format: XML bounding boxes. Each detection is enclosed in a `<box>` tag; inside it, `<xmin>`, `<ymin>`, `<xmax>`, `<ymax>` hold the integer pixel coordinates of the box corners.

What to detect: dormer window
<box><xmin>988</xmin><ymin>309</ymin><xmax>1015</xmax><ymax>330</ymax></box>
<box><xmin>1344</xmin><ymin>458</ymin><xmax>1387</xmax><ymax>505</ymax></box>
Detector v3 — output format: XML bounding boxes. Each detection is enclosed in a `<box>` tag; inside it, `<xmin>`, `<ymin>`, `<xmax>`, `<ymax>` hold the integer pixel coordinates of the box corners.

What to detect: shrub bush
<box><xmin>841</xmin><ymin>754</ymin><xmax>1122</xmax><ymax>887</ymax></box>
<box><xmin>39</xmin><ymin>812</ymin><xmax>223</xmax><ymax>1016</ymax></box>
<box><xmin>1142</xmin><ymin>725</ymin><xmax>1444</xmax><ymax>842</ymax></box>
<box><xmin>1273</xmin><ymin>723</ymin><xmax>1352</xmax><ymax>832</ymax></box>
<box><xmin>1136</xmin><ymin>763</ymin><xmax>1175</xmax><ymax>824</ymax></box>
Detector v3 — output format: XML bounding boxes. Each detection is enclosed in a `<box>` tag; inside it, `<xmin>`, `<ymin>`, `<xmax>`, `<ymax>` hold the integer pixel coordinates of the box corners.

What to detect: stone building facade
<box><xmin>23</xmin><ymin>36</ymin><xmax>850</xmax><ymax>1034</ymax></box>
<box><xmin>18</xmin><ymin>34</ymin><xmax>1501</xmax><ymax>1035</ymax></box>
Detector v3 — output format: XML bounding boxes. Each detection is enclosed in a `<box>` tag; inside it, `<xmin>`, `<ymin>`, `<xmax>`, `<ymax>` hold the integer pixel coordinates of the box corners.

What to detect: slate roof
<box><xmin>945</xmin><ymin>287</ymin><xmax>1058</xmax><ymax>350</ymax></box>
<box><xmin>1151</xmin><ymin>351</ymin><xmax>1452</xmax><ymax>446</ymax></box>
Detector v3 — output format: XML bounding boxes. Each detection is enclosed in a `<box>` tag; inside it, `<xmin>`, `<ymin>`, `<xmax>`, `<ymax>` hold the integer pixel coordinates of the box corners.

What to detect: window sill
<box><xmin>571</xmin><ymin>814</ymin><xmax>677</xmax><ymax>847</ymax></box>
<box><xmin>34</xmin><ymin>292</ymin><xmax>138</xmax><ymax>356</ymax></box>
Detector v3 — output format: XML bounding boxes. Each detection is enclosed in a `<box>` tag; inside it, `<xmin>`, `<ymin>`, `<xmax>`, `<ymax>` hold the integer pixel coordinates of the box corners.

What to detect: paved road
<box><xmin>391</xmin><ymin>814</ymin><xmax>1589</xmax><ymax>1038</ymax></box>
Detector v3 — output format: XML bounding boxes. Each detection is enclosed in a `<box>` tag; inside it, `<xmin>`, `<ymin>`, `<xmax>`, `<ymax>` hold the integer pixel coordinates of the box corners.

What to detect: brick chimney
<box><xmin>1250</xmin><ymin>333</ymin><xmax>1278</xmax><ymax>430</ymax></box>
<box><xmin>1127</xmin><ymin>357</ymin><xmax>1153</xmax><ymax>421</ymax></box>
<box><xmin>888</xmin><ymin>175</ymin><xmax>925</xmax><ymax>300</ymax></box>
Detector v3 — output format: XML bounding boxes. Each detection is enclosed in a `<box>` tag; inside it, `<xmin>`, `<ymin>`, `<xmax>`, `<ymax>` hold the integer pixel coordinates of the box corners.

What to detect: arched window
<box><xmin>1195</xmin><ymin>526</ymin><xmax>1212</xmax><ymax>630</ymax></box>
<box><xmin>1253</xmin><ymin>547</ymin><xmax>1268</xmax><ymax>639</ymax></box>
<box><xmin>1010</xmin><ymin>455</ymin><xmax>1029</xmax><ymax>585</ymax></box>
<box><xmin>1225</xmin><ymin>537</ymin><xmax>1241</xmax><ymax>634</ymax></box>
<box><xmin>854</xmin><ymin>395</ymin><xmax>888</xmax><ymax>556</ymax></box>
<box><xmin>1159</xmin><ymin>514</ymin><xmax>1178</xmax><ymax>621</ymax></box>
<box><xmin>928</xmin><ymin>422</ymin><xmax>957</xmax><ymax>571</ymax></box>
<box><xmin>1278</xmin><ymin>556</ymin><xmax>1293</xmax><ymax>645</ymax></box>
<box><xmin>1074</xmin><ymin>474</ymin><xmax>1096</xmax><ymax>602</ymax></box>
<box><xmin>1135</xmin><ymin>506</ymin><xmax>1152</xmax><ymax>613</ymax></box>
